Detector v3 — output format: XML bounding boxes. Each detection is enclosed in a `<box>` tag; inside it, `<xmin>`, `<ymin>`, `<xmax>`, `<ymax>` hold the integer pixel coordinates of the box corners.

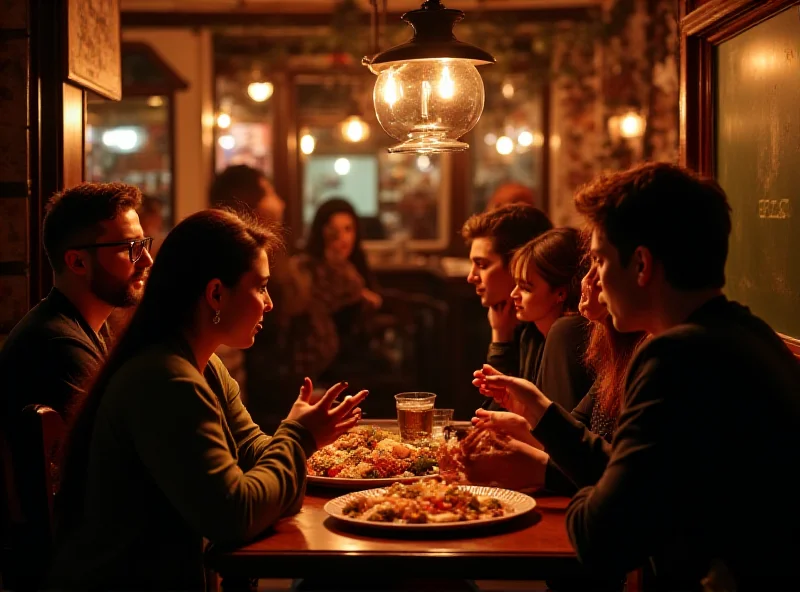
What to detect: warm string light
<box><xmin>216</xmin><ymin>113</ymin><xmax>231</xmax><ymax>129</ymax></box>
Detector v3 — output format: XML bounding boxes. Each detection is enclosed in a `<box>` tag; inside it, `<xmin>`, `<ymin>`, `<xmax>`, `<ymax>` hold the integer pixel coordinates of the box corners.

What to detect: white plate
<box><xmin>308</xmin><ymin>473</ymin><xmax>434</xmax><ymax>489</ymax></box>
<box><xmin>323</xmin><ymin>484</ymin><xmax>537</xmax><ymax>530</ymax></box>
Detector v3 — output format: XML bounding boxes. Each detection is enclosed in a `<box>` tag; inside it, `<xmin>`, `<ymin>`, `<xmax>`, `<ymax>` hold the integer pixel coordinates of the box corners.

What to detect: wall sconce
<box><xmin>609</xmin><ymin>110</ymin><xmax>646</xmax><ymax>140</ymax></box>
<box><xmin>247</xmin><ymin>81</ymin><xmax>274</xmax><ymax>103</ymax></box>
<box><xmin>363</xmin><ymin>0</ymin><xmax>495</xmax><ymax>154</ymax></box>
<box><xmin>300</xmin><ymin>131</ymin><xmax>316</xmax><ymax>155</ymax></box>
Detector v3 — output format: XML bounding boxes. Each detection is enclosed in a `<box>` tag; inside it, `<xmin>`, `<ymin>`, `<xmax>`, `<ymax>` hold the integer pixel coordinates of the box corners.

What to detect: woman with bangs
<box><xmin>481</xmin><ymin>227</ymin><xmax>593</xmax><ymax>414</ymax></box>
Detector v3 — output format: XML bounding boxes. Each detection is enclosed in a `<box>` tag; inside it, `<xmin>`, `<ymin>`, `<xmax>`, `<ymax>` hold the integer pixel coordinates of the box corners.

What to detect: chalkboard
<box><xmin>715</xmin><ymin>6</ymin><xmax>800</xmax><ymax>339</ymax></box>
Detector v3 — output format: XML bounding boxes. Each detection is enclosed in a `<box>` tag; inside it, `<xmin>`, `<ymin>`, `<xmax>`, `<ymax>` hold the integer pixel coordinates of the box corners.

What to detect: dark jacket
<box><xmin>565</xmin><ymin>297</ymin><xmax>800</xmax><ymax>590</ymax></box>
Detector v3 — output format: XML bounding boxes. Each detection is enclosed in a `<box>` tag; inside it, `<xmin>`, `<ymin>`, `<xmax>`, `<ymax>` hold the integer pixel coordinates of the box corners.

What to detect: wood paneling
<box><xmin>62</xmin><ymin>82</ymin><xmax>84</xmax><ymax>190</ymax></box>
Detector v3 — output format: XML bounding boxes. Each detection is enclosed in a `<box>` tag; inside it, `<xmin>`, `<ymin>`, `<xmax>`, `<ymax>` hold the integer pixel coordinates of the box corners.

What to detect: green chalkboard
<box><xmin>716</xmin><ymin>6</ymin><xmax>800</xmax><ymax>339</ymax></box>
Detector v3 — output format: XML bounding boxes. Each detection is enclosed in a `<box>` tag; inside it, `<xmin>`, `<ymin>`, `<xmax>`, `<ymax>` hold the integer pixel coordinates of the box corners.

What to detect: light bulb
<box><xmin>216</xmin><ymin>113</ymin><xmax>231</xmax><ymax>129</ymax></box>
<box><xmin>341</xmin><ymin>116</ymin><xmax>369</xmax><ymax>143</ymax></box>
<box><xmin>334</xmin><ymin>158</ymin><xmax>351</xmax><ymax>176</ymax></box>
<box><xmin>218</xmin><ymin>134</ymin><xmax>236</xmax><ymax>150</ymax></box>
<box><xmin>147</xmin><ymin>96</ymin><xmax>164</xmax><ymax>108</ymax></box>
<box><xmin>416</xmin><ymin>154</ymin><xmax>432</xmax><ymax>171</ymax></box>
<box><xmin>300</xmin><ymin>134</ymin><xmax>316</xmax><ymax>155</ymax></box>
<box><xmin>383</xmin><ymin>72</ymin><xmax>400</xmax><ymax>106</ymax></box>
<box><xmin>495</xmin><ymin>136</ymin><xmax>514</xmax><ymax>155</ymax></box>
<box><xmin>619</xmin><ymin>112</ymin><xmax>646</xmax><ymax>138</ymax></box>
<box><xmin>502</xmin><ymin>82</ymin><xmax>515</xmax><ymax>99</ymax></box>
<box><xmin>518</xmin><ymin>131</ymin><xmax>533</xmax><ymax>147</ymax></box>
<box><xmin>247</xmin><ymin>82</ymin><xmax>274</xmax><ymax>103</ymax></box>
<box><xmin>484</xmin><ymin>133</ymin><xmax>497</xmax><ymax>146</ymax></box>
<box><xmin>372</xmin><ymin>58</ymin><xmax>484</xmax><ymax>153</ymax></box>
<box><xmin>438</xmin><ymin>65</ymin><xmax>455</xmax><ymax>99</ymax></box>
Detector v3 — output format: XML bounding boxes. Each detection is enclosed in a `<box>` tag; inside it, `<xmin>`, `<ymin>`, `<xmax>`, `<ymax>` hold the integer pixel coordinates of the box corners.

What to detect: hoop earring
<box><xmin>213</xmin><ymin>310</ymin><xmax>221</xmax><ymax>325</ymax></box>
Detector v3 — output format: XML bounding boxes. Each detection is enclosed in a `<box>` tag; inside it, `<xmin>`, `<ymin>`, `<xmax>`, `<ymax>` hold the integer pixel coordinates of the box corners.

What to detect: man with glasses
<box><xmin>0</xmin><ymin>182</ymin><xmax>153</xmax><ymax>429</ymax></box>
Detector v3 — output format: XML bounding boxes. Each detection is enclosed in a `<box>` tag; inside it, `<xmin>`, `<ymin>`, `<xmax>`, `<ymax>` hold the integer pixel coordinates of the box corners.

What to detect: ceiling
<box><xmin>121</xmin><ymin>0</ymin><xmax>602</xmax><ymax>13</ymax></box>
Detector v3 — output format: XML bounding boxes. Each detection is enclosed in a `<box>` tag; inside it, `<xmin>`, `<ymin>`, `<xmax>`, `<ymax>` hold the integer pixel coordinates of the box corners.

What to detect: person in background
<box><xmin>209</xmin><ymin>165</ymin><xmax>299</xmax><ymax>430</ymax></box>
<box><xmin>485</xmin><ymin>182</ymin><xmax>539</xmax><ymax>211</ymax></box>
<box><xmin>288</xmin><ymin>198</ymin><xmax>382</xmax><ymax>387</ymax></box>
<box><xmin>477</xmin><ymin>163</ymin><xmax>800</xmax><ymax>590</ymax></box>
<box><xmin>49</xmin><ymin>208</ymin><xmax>366</xmax><ymax>591</ymax></box>
<box><xmin>137</xmin><ymin>195</ymin><xmax>166</xmax><ymax>258</ymax></box>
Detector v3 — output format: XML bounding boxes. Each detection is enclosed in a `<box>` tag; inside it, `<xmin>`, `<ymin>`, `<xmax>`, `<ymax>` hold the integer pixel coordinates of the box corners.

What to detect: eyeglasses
<box><xmin>70</xmin><ymin>237</ymin><xmax>153</xmax><ymax>263</ymax></box>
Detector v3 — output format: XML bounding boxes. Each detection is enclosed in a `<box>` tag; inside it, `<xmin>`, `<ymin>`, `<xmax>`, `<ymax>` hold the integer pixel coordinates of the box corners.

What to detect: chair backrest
<box><xmin>1</xmin><ymin>405</ymin><xmax>65</xmax><ymax>590</ymax></box>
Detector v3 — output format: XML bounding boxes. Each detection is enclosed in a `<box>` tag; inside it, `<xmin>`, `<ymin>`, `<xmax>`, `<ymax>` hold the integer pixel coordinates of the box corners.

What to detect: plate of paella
<box><xmin>307</xmin><ymin>425</ymin><xmax>442</xmax><ymax>489</ymax></box>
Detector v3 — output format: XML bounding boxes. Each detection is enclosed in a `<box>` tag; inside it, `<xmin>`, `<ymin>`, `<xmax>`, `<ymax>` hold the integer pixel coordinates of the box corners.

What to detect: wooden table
<box><xmin>207</xmin><ymin>488</ymin><xmax>580</xmax><ymax>584</ymax></box>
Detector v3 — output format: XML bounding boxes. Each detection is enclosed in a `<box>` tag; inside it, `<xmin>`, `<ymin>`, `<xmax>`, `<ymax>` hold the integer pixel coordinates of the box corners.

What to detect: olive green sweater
<box><xmin>48</xmin><ymin>338</ymin><xmax>316</xmax><ymax>591</ymax></box>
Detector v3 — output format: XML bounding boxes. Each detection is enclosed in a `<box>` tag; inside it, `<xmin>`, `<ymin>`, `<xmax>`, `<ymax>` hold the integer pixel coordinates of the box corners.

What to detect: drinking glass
<box><xmin>431</xmin><ymin>408</ymin><xmax>455</xmax><ymax>440</ymax></box>
<box><xmin>394</xmin><ymin>392</ymin><xmax>436</xmax><ymax>442</ymax></box>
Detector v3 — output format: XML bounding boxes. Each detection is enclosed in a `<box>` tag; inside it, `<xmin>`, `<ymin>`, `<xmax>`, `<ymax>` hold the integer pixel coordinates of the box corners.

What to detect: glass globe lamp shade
<box><xmin>372</xmin><ymin>58</ymin><xmax>484</xmax><ymax>153</ymax></box>
<box><xmin>363</xmin><ymin>0</ymin><xmax>494</xmax><ymax>153</ymax></box>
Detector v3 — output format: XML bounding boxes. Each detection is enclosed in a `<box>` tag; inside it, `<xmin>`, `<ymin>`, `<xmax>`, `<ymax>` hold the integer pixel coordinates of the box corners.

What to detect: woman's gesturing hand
<box><xmin>287</xmin><ymin>378</ymin><xmax>368</xmax><ymax>449</ymax></box>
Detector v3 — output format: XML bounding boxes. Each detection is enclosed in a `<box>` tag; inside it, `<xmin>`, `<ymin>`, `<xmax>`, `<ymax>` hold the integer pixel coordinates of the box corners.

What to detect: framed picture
<box><xmin>65</xmin><ymin>0</ymin><xmax>122</xmax><ymax>100</ymax></box>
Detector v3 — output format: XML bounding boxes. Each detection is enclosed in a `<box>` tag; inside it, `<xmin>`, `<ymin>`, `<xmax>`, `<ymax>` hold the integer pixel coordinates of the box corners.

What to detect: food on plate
<box><xmin>307</xmin><ymin>425</ymin><xmax>440</xmax><ymax>479</ymax></box>
<box><xmin>341</xmin><ymin>478</ymin><xmax>511</xmax><ymax>524</ymax></box>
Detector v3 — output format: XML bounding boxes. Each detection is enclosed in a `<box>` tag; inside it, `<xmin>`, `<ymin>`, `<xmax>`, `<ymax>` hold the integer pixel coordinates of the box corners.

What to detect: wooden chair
<box><xmin>1</xmin><ymin>405</ymin><xmax>65</xmax><ymax>591</ymax></box>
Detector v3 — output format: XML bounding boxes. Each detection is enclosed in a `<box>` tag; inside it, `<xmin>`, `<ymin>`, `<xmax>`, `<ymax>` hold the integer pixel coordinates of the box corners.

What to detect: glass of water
<box><xmin>431</xmin><ymin>408</ymin><xmax>455</xmax><ymax>440</ymax></box>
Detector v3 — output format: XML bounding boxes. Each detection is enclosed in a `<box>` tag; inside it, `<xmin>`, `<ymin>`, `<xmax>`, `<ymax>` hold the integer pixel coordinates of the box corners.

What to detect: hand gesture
<box><xmin>287</xmin><ymin>378</ymin><xmax>368</xmax><ymax>449</ymax></box>
<box><xmin>461</xmin><ymin>438</ymin><xmax>548</xmax><ymax>491</ymax></box>
<box><xmin>471</xmin><ymin>409</ymin><xmax>541</xmax><ymax>449</ymax></box>
<box><xmin>362</xmin><ymin>288</ymin><xmax>383</xmax><ymax>309</ymax></box>
<box><xmin>472</xmin><ymin>364</ymin><xmax>552</xmax><ymax>428</ymax></box>
<box><xmin>488</xmin><ymin>298</ymin><xmax>518</xmax><ymax>342</ymax></box>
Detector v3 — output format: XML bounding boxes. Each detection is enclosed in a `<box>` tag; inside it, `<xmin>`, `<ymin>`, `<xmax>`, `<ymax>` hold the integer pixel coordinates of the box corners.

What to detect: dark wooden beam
<box><xmin>121</xmin><ymin>7</ymin><xmax>597</xmax><ymax>29</ymax></box>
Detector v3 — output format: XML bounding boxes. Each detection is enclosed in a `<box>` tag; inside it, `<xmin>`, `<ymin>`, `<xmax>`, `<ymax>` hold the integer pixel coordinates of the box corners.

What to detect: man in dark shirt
<box><xmin>0</xmin><ymin>183</ymin><xmax>152</xmax><ymax>428</ymax></box>
<box><xmin>562</xmin><ymin>163</ymin><xmax>800</xmax><ymax>589</ymax></box>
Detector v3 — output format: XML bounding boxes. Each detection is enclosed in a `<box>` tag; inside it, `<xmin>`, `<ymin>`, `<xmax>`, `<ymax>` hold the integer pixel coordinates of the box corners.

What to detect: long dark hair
<box><xmin>305</xmin><ymin>198</ymin><xmax>375</xmax><ymax>289</ymax></box>
<box><xmin>56</xmin><ymin>208</ymin><xmax>281</xmax><ymax>539</ymax></box>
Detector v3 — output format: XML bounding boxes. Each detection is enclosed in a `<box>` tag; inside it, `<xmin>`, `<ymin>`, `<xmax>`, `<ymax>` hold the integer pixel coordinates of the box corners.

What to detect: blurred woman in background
<box><xmin>287</xmin><ymin>198</ymin><xmax>382</xmax><ymax>388</ymax></box>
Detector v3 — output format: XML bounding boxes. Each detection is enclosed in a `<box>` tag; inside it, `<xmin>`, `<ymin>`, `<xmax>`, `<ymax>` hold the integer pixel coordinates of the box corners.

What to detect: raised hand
<box><xmin>362</xmin><ymin>288</ymin><xmax>383</xmax><ymax>309</ymax></box>
<box><xmin>461</xmin><ymin>438</ymin><xmax>548</xmax><ymax>491</ymax></box>
<box><xmin>470</xmin><ymin>409</ymin><xmax>541</xmax><ymax>449</ymax></box>
<box><xmin>287</xmin><ymin>378</ymin><xmax>368</xmax><ymax>449</ymax></box>
<box><xmin>472</xmin><ymin>365</ymin><xmax>552</xmax><ymax>428</ymax></box>
<box><xmin>488</xmin><ymin>298</ymin><xmax>518</xmax><ymax>343</ymax></box>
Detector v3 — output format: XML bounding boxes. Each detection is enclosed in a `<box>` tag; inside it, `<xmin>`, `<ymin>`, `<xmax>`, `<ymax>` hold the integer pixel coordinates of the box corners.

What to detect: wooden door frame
<box><xmin>679</xmin><ymin>0</ymin><xmax>800</xmax><ymax>352</ymax></box>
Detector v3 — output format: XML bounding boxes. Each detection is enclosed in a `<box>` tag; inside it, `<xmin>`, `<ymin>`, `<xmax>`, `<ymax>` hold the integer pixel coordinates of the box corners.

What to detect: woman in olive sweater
<box><xmin>49</xmin><ymin>209</ymin><xmax>366</xmax><ymax>591</ymax></box>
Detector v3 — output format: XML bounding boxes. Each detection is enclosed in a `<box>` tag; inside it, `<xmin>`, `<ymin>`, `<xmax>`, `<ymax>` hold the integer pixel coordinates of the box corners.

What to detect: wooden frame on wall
<box><xmin>679</xmin><ymin>0</ymin><xmax>800</xmax><ymax>175</ymax></box>
<box><xmin>65</xmin><ymin>0</ymin><xmax>122</xmax><ymax>100</ymax></box>
<box><xmin>679</xmin><ymin>0</ymin><xmax>800</xmax><ymax>353</ymax></box>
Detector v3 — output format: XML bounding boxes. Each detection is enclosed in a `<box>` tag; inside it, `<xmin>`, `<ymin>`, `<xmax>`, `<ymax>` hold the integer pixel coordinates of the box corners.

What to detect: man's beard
<box><xmin>90</xmin><ymin>267</ymin><xmax>147</xmax><ymax>308</ymax></box>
